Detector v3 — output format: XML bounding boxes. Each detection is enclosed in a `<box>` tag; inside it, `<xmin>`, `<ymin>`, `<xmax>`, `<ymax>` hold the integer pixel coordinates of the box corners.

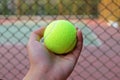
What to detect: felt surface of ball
<box><xmin>43</xmin><ymin>20</ymin><xmax>77</xmax><ymax>54</ymax></box>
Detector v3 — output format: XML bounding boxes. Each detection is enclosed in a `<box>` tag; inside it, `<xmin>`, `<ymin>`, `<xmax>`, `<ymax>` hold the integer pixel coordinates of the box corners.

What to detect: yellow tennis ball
<box><xmin>43</xmin><ymin>20</ymin><xmax>77</xmax><ymax>54</ymax></box>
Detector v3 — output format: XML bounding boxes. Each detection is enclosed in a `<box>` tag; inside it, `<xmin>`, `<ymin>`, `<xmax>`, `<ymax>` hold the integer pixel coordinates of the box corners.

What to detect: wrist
<box><xmin>23</xmin><ymin>66</ymin><xmax>49</xmax><ymax>80</ymax></box>
<box><xmin>24</xmin><ymin>64</ymin><xmax>67</xmax><ymax>80</ymax></box>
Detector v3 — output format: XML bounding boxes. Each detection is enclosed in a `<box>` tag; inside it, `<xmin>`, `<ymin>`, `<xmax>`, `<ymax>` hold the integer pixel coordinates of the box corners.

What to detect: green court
<box><xmin>0</xmin><ymin>20</ymin><xmax>102</xmax><ymax>46</ymax></box>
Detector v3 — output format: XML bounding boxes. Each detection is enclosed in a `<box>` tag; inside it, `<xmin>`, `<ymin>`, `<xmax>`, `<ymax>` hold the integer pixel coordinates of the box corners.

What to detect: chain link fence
<box><xmin>0</xmin><ymin>0</ymin><xmax>120</xmax><ymax>80</ymax></box>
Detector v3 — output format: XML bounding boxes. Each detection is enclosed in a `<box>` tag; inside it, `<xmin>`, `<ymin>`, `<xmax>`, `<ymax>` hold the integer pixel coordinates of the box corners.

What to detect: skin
<box><xmin>23</xmin><ymin>27</ymin><xmax>83</xmax><ymax>80</ymax></box>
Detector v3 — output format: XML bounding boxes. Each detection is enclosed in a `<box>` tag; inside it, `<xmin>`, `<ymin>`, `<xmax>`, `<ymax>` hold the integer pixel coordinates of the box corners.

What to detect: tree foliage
<box><xmin>0</xmin><ymin>0</ymin><xmax>100</xmax><ymax>17</ymax></box>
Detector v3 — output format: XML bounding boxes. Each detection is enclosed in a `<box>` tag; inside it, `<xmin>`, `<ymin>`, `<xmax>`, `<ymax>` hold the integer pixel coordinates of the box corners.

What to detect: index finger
<box><xmin>29</xmin><ymin>27</ymin><xmax>46</xmax><ymax>43</ymax></box>
<box><xmin>33</xmin><ymin>27</ymin><xmax>46</xmax><ymax>38</ymax></box>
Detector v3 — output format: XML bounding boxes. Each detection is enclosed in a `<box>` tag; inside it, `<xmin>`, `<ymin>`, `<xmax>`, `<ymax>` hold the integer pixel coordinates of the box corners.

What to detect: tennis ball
<box><xmin>43</xmin><ymin>20</ymin><xmax>77</xmax><ymax>54</ymax></box>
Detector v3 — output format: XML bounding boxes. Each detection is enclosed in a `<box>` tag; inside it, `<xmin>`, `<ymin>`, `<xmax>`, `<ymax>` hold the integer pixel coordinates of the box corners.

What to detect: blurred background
<box><xmin>0</xmin><ymin>0</ymin><xmax>120</xmax><ymax>80</ymax></box>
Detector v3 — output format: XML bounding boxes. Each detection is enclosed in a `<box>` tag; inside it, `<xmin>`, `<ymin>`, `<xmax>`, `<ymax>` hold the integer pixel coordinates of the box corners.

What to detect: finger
<box><xmin>72</xmin><ymin>29</ymin><xmax>83</xmax><ymax>60</ymax></box>
<box><xmin>76</xmin><ymin>27</ymin><xmax>78</xmax><ymax>30</ymax></box>
<box><xmin>28</xmin><ymin>27</ymin><xmax>46</xmax><ymax>43</ymax></box>
<box><xmin>33</xmin><ymin>27</ymin><xmax>46</xmax><ymax>38</ymax></box>
<box><xmin>63</xmin><ymin>29</ymin><xmax>83</xmax><ymax>62</ymax></box>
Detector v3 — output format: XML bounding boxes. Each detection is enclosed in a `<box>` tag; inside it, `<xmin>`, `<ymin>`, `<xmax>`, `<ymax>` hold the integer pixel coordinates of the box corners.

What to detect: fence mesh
<box><xmin>0</xmin><ymin>0</ymin><xmax>120</xmax><ymax>80</ymax></box>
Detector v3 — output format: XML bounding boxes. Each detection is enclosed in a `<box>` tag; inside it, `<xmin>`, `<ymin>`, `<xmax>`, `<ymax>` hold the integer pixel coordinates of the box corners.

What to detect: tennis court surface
<box><xmin>0</xmin><ymin>19</ymin><xmax>120</xmax><ymax>80</ymax></box>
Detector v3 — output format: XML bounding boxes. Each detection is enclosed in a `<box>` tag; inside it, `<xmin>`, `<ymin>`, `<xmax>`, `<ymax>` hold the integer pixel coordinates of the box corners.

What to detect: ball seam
<box><xmin>44</xmin><ymin>21</ymin><xmax>58</xmax><ymax>41</ymax></box>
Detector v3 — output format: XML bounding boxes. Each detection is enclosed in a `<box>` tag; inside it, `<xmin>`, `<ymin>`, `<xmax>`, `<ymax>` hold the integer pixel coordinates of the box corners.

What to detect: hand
<box><xmin>23</xmin><ymin>27</ymin><xmax>83</xmax><ymax>80</ymax></box>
